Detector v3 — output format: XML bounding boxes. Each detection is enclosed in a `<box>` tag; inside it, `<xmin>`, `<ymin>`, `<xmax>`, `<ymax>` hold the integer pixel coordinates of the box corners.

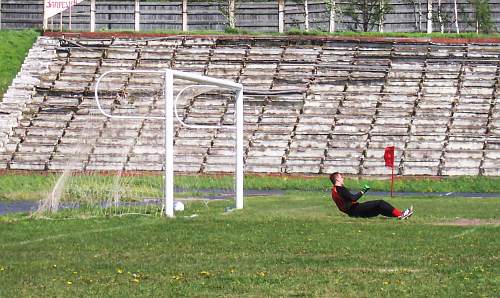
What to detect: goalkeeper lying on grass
<box><xmin>330</xmin><ymin>172</ymin><xmax>413</xmax><ymax>219</ymax></box>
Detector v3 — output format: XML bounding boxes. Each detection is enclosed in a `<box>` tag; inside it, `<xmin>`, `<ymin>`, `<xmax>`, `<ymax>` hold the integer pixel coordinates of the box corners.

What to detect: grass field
<box><xmin>0</xmin><ymin>174</ymin><xmax>498</xmax><ymax>202</ymax></box>
<box><xmin>0</xmin><ymin>29</ymin><xmax>40</xmax><ymax>100</ymax></box>
<box><xmin>1</xmin><ymin>190</ymin><xmax>498</xmax><ymax>297</ymax></box>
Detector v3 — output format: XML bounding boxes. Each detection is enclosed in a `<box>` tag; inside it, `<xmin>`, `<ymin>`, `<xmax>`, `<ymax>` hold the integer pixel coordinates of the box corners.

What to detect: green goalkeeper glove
<box><xmin>361</xmin><ymin>185</ymin><xmax>370</xmax><ymax>193</ymax></box>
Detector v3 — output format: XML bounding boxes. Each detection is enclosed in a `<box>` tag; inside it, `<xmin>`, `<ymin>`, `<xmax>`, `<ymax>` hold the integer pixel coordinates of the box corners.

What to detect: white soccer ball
<box><xmin>173</xmin><ymin>201</ymin><xmax>185</xmax><ymax>212</ymax></box>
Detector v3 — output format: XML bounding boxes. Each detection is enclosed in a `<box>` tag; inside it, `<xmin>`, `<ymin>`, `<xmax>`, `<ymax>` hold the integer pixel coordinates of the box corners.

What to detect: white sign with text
<box><xmin>44</xmin><ymin>0</ymin><xmax>85</xmax><ymax>19</ymax></box>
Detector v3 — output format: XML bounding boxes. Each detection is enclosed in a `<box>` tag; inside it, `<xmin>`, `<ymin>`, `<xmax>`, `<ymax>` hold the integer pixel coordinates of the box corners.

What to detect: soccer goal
<box><xmin>97</xmin><ymin>69</ymin><xmax>244</xmax><ymax>217</ymax></box>
<box><xmin>35</xmin><ymin>69</ymin><xmax>244</xmax><ymax>218</ymax></box>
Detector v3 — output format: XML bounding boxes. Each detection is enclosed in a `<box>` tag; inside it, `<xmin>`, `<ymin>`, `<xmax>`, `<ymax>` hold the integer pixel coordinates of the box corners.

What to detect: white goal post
<box><xmin>94</xmin><ymin>69</ymin><xmax>244</xmax><ymax>217</ymax></box>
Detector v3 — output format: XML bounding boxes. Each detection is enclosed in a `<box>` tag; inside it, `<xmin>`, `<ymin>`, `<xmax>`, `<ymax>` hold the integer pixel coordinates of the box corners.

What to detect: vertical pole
<box><xmin>182</xmin><ymin>0</ymin><xmax>188</xmax><ymax>32</ymax></box>
<box><xmin>453</xmin><ymin>0</ymin><xmax>459</xmax><ymax>34</ymax></box>
<box><xmin>69</xmin><ymin>4</ymin><xmax>72</xmax><ymax>31</ymax></box>
<box><xmin>303</xmin><ymin>0</ymin><xmax>309</xmax><ymax>31</ymax></box>
<box><xmin>164</xmin><ymin>70</ymin><xmax>175</xmax><ymax>217</ymax></box>
<box><xmin>391</xmin><ymin>164</ymin><xmax>394</xmax><ymax>197</ymax></box>
<box><xmin>329</xmin><ymin>1</ymin><xmax>336</xmax><ymax>33</ymax></box>
<box><xmin>427</xmin><ymin>0</ymin><xmax>432</xmax><ymax>34</ymax></box>
<box><xmin>379</xmin><ymin>0</ymin><xmax>384</xmax><ymax>33</ymax></box>
<box><xmin>437</xmin><ymin>0</ymin><xmax>443</xmax><ymax>33</ymax></box>
<box><xmin>90</xmin><ymin>0</ymin><xmax>96</xmax><ymax>32</ymax></box>
<box><xmin>278</xmin><ymin>0</ymin><xmax>284</xmax><ymax>33</ymax></box>
<box><xmin>134</xmin><ymin>0</ymin><xmax>140</xmax><ymax>32</ymax></box>
<box><xmin>236</xmin><ymin>88</ymin><xmax>244</xmax><ymax>209</ymax></box>
<box><xmin>43</xmin><ymin>0</ymin><xmax>48</xmax><ymax>31</ymax></box>
<box><xmin>1</xmin><ymin>0</ymin><xmax>3</xmax><ymax>30</ymax></box>
<box><xmin>228</xmin><ymin>0</ymin><xmax>236</xmax><ymax>29</ymax></box>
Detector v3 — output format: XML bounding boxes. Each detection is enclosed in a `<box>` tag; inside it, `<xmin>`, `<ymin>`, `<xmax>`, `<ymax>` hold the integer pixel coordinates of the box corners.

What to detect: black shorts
<box><xmin>347</xmin><ymin>200</ymin><xmax>396</xmax><ymax>218</ymax></box>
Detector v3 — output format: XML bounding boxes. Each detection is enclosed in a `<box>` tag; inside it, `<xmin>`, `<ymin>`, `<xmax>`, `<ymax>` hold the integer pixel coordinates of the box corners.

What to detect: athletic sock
<box><xmin>392</xmin><ymin>208</ymin><xmax>402</xmax><ymax>217</ymax></box>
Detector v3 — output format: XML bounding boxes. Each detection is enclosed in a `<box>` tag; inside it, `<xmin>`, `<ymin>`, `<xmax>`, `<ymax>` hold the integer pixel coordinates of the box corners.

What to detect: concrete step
<box><xmin>403</xmin><ymin>162</ymin><xmax>439</xmax><ymax>175</ymax></box>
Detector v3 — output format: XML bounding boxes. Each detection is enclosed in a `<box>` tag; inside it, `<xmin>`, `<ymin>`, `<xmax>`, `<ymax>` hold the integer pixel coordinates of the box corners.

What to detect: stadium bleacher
<box><xmin>0</xmin><ymin>34</ymin><xmax>498</xmax><ymax>176</ymax></box>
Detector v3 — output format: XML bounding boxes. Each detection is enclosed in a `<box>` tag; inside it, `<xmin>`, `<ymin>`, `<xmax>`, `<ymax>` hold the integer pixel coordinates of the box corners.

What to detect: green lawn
<box><xmin>1</xmin><ymin>191</ymin><xmax>498</xmax><ymax>297</ymax></box>
<box><xmin>0</xmin><ymin>29</ymin><xmax>40</xmax><ymax>100</ymax></box>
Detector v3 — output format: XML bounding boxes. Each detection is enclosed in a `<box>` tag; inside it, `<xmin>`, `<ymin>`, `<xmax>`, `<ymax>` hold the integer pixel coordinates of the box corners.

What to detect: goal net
<box><xmin>34</xmin><ymin>69</ymin><xmax>244</xmax><ymax>218</ymax></box>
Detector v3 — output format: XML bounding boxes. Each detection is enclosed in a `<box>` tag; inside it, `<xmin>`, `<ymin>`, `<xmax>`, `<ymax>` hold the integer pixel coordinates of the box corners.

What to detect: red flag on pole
<box><xmin>384</xmin><ymin>146</ymin><xmax>395</xmax><ymax>168</ymax></box>
<box><xmin>384</xmin><ymin>146</ymin><xmax>395</xmax><ymax>197</ymax></box>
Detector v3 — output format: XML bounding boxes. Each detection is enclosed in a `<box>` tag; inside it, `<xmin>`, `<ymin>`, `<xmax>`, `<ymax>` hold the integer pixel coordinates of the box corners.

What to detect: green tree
<box><xmin>469</xmin><ymin>0</ymin><xmax>495</xmax><ymax>33</ymax></box>
<box><xmin>291</xmin><ymin>0</ymin><xmax>310</xmax><ymax>32</ymax></box>
<box><xmin>218</xmin><ymin>0</ymin><xmax>237</xmax><ymax>30</ymax></box>
<box><xmin>326</xmin><ymin>0</ymin><xmax>345</xmax><ymax>33</ymax></box>
<box><xmin>404</xmin><ymin>0</ymin><xmax>424</xmax><ymax>32</ymax></box>
<box><xmin>343</xmin><ymin>0</ymin><xmax>392</xmax><ymax>32</ymax></box>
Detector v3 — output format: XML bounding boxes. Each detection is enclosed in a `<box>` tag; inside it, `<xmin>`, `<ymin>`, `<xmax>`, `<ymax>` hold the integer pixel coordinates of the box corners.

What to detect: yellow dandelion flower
<box><xmin>199</xmin><ymin>271</ymin><xmax>211</xmax><ymax>277</ymax></box>
<box><xmin>66</xmin><ymin>281</ymin><xmax>73</xmax><ymax>285</ymax></box>
<box><xmin>117</xmin><ymin>269</ymin><xmax>123</xmax><ymax>274</ymax></box>
<box><xmin>132</xmin><ymin>278</ymin><xmax>140</xmax><ymax>283</ymax></box>
<box><xmin>132</xmin><ymin>273</ymin><xmax>141</xmax><ymax>278</ymax></box>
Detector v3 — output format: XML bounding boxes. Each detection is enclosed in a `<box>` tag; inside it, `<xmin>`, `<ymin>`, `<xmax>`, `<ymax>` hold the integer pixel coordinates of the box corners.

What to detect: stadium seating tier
<box><xmin>0</xmin><ymin>35</ymin><xmax>498</xmax><ymax>176</ymax></box>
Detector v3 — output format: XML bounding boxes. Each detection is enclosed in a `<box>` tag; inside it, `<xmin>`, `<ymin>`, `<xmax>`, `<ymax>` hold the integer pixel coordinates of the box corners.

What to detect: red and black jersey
<box><xmin>331</xmin><ymin>185</ymin><xmax>363</xmax><ymax>213</ymax></box>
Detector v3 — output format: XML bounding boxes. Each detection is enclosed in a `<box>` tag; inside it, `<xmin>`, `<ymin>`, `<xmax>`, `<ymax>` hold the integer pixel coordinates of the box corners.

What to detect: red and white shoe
<box><xmin>399</xmin><ymin>205</ymin><xmax>414</xmax><ymax>220</ymax></box>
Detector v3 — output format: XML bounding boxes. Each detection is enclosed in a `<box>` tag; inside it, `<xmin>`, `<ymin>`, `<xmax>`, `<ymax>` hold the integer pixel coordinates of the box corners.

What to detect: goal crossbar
<box><xmin>94</xmin><ymin>69</ymin><xmax>244</xmax><ymax>217</ymax></box>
